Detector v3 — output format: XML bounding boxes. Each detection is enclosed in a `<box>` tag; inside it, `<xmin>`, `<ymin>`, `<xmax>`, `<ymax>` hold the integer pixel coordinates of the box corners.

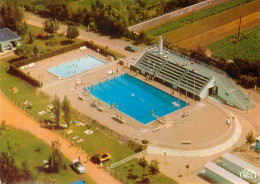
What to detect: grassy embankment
<box><xmin>0</xmin><ymin>127</ymin><xmax>96</xmax><ymax>184</ymax></box>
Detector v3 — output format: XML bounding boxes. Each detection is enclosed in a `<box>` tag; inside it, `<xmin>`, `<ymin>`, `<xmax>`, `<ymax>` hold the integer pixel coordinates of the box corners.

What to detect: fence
<box><xmin>0</xmin><ymin>87</ymin><xmax>144</xmax><ymax>184</ymax></box>
<box><xmin>109</xmin><ymin>149</ymin><xmax>147</xmax><ymax>169</ymax></box>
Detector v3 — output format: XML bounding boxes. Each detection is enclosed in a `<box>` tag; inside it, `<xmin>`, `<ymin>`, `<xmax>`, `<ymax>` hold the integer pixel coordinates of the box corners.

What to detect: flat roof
<box><xmin>222</xmin><ymin>152</ymin><xmax>260</xmax><ymax>177</ymax></box>
<box><xmin>205</xmin><ymin>161</ymin><xmax>249</xmax><ymax>184</ymax></box>
<box><xmin>0</xmin><ymin>28</ymin><xmax>21</xmax><ymax>43</ymax></box>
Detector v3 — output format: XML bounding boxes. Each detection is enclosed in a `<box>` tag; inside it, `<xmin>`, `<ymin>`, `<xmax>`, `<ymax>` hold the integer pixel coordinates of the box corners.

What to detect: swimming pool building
<box><xmin>133</xmin><ymin>37</ymin><xmax>254</xmax><ymax>111</ymax></box>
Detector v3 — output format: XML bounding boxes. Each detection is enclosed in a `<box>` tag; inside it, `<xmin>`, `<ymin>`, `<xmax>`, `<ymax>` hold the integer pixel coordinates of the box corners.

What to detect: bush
<box><xmin>126</xmin><ymin>140</ymin><xmax>144</xmax><ymax>153</ymax></box>
<box><xmin>246</xmin><ymin>130</ymin><xmax>256</xmax><ymax>144</ymax></box>
<box><xmin>142</xmin><ymin>140</ymin><xmax>149</xmax><ymax>144</ymax></box>
<box><xmin>46</xmin><ymin>40</ymin><xmax>58</xmax><ymax>47</ymax></box>
<box><xmin>1</xmin><ymin>120</ymin><xmax>7</xmax><ymax>130</ymax></box>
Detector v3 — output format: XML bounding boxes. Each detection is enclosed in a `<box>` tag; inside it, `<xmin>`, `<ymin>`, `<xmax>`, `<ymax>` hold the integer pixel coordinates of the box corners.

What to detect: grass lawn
<box><xmin>113</xmin><ymin>159</ymin><xmax>178</xmax><ymax>184</ymax></box>
<box><xmin>25</xmin><ymin>24</ymin><xmax>82</xmax><ymax>56</ymax></box>
<box><xmin>0</xmin><ymin>57</ymin><xmax>177</xmax><ymax>183</ymax></box>
<box><xmin>207</xmin><ymin>25</ymin><xmax>260</xmax><ymax>62</ymax></box>
<box><xmin>0</xmin><ymin>127</ymin><xmax>96</xmax><ymax>184</ymax></box>
<box><xmin>145</xmin><ymin>0</ymin><xmax>257</xmax><ymax>36</ymax></box>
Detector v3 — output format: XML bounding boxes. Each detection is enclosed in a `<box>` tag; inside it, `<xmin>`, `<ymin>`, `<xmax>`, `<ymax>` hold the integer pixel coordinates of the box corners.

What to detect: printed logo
<box><xmin>240</xmin><ymin>169</ymin><xmax>256</xmax><ymax>180</ymax></box>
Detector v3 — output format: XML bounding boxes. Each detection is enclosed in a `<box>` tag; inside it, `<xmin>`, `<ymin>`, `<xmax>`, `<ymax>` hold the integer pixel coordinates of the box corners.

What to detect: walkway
<box><xmin>0</xmin><ymin>93</ymin><xmax>121</xmax><ymax>184</ymax></box>
<box><xmin>147</xmin><ymin>112</ymin><xmax>242</xmax><ymax>157</ymax></box>
<box><xmin>42</xmin><ymin>61</ymin><xmax>117</xmax><ymax>90</ymax></box>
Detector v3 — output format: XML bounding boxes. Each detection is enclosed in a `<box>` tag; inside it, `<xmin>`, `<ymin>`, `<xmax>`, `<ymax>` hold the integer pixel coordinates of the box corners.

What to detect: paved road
<box><xmin>0</xmin><ymin>93</ymin><xmax>121</xmax><ymax>184</ymax></box>
<box><xmin>25</xmin><ymin>13</ymin><xmax>147</xmax><ymax>60</ymax></box>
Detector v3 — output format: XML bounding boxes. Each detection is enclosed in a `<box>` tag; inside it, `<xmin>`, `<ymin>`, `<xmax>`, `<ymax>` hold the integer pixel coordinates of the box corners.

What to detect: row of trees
<box><xmin>53</xmin><ymin>95</ymin><xmax>71</xmax><ymax>128</ymax></box>
<box><xmin>0</xmin><ymin>152</ymin><xmax>34</xmax><ymax>183</ymax></box>
<box><xmin>21</xmin><ymin>0</ymin><xmax>200</xmax><ymax>37</ymax></box>
<box><xmin>0</xmin><ymin>0</ymin><xmax>28</xmax><ymax>36</ymax></box>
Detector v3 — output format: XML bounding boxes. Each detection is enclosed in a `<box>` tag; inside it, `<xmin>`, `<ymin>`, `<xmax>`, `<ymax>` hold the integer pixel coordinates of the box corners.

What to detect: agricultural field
<box><xmin>158</xmin><ymin>0</ymin><xmax>259</xmax><ymax>50</ymax></box>
<box><xmin>208</xmin><ymin>26</ymin><xmax>260</xmax><ymax>62</ymax></box>
<box><xmin>145</xmin><ymin>0</ymin><xmax>257</xmax><ymax>37</ymax></box>
<box><xmin>0</xmin><ymin>127</ymin><xmax>94</xmax><ymax>183</ymax></box>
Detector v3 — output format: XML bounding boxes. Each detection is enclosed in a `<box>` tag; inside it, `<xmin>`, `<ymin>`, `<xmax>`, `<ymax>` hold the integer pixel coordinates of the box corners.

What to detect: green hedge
<box><xmin>85</xmin><ymin>40</ymin><xmax>123</xmax><ymax>60</ymax></box>
<box><xmin>14</xmin><ymin>42</ymin><xmax>86</xmax><ymax>67</ymax></box>
<box><xmin>9</xmin><ymin>64</ymin><xmax>42</xmax><ymax>87</ymax></box>
<box><xmin>11</xmin><ymin>40</ymin><xmax>124</xmax><ymax>87</ymax></box>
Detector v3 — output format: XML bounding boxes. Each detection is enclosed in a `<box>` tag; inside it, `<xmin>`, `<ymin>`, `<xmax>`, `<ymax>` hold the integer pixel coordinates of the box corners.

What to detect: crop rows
<box><xmin>146</xmin><ymin>0</ymin><xmax>256</xmax><ymax>36</ymax></box>
<box><xmin>208</xmin><ymin>26</ymin><xmax>260</xmax><ymax>62</ymax></box>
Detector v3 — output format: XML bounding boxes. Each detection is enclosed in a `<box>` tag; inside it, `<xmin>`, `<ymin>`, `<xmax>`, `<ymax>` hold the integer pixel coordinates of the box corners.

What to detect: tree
<box><xmin>185</xmin><ymin>164</ymin><xmax>190</xmax><ymax>177</ymax></box>
<box><xmin>66</xmin><ymin>25</ymin><xmax>79</xmax><ymax>41</ymax></box>
<box><xmin>226</xmin><ymin>62</ymin><xmax>241</xmax><ymax>79</ymax></box>
<box><xmin>0</xmin><ymin>152</ymin><xmax>34</xmax><ymax>183</ymax></box>
<box><xmin>43</xmin><ymin>19</ymin><xmax>60</xmax><ymax>36</ymax></box>
<box><xmin>14</xmin><ymin>44</ymin><xmax>32</xmax><ymax>58</ymax></box>
<box><xmin>246</xmin><ymin>130</ymin><xmax>256</xmax><ymax>144</ymax></box>
<box><xmin>149</xmin><ymin>159</ymin><xmax>160</xmax><ymax>175</ymax></box>
<box><xmin>62</xmin><ymin>95</ymin><xmax>71</xmax><ymax>128</ymax></box>
<box><xmin>45</xmin><ymin>0</ymin><xmax>69</xmax><ymax>21</ymax></box>
<box><xmin>28</xmin><ymin>31</ymin><xmax>34</xmax><ymax>44</ymax></box>
<box><xmin>52</xmin><ymin>95</ymin><xmax>61</xmax><ymax>126</ymax></box>
<box><xmin>21</xmin><ymin>161</ymin><xmax>34</xmax><ymax>181</ymax></box>
<box><xmin>0</xmin><ymin>0</ymin><xmax>24</xmax><ymax>32</ymax></box>
<box><xmin>48</xmin><ymin>140</ymin><xmax>64</xmax><ymax>173</ymax></box>
<box><xmin>1</xmin><ymin>120</ymin><xmax>7</xmax><ymax>130</ymax></box>
<box><xmin>16</xmin><ymin>22</ymin><xmax>28</xmax><ymax>36</ymax></box>
<box><xmin>33</xmin><ymin>46</ymin><xmax>39</xmax><ymax>56</ymax></box>
<box><xmin>138</xmin><ymin>157</ymin><xmax>148</xmax><ymax>179</ymax></box>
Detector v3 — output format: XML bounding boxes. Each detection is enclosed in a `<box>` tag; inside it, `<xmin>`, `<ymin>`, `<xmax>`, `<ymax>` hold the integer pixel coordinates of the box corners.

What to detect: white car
<box><xmin>72</xmin><ymin>159</ymin><xmax>86</xmax><ymax>174</ymax></box>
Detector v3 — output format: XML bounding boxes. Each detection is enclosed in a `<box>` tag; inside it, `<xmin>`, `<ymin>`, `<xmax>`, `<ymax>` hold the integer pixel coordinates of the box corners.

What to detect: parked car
<box><xmin>99</xmin><ymin>153</ymin><xmax>111</xmax><ymax>162</ymax></box>
<box><xmin>125</xmin><ymin>45</ymin><xmax>138</xmax><ymax>52</ymax></box>
<box><xmin>72</xmin><ymin>159</ymin><xmax>86</xmax><ymax>174</ymax></box>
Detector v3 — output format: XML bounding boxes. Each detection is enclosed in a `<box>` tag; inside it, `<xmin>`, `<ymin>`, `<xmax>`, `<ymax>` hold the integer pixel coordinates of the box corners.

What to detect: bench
<box><xmin>112</xmin><ymin>115</ymin><xmax>125</xmax><ymax>123</ymax></box>
<box><xmin>153</xmin><ymin>127</ymin><xmax>161</xmax><ymax>132</ymax></box>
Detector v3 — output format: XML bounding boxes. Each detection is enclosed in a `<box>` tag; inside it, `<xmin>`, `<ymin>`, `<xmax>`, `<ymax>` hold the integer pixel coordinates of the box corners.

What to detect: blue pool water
<box><xmin>48</xmin><ymin>55</ymin><xmax>105</xmax><ymax>78</ymax></box>
<box><xmin>86</xmin><ymin>74</ymin><xmax>186</xmax><ymax>124</ymax></box>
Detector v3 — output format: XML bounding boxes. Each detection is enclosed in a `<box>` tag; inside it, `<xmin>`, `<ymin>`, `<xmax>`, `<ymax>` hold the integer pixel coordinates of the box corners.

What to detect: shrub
<box><xmin>126</xmin><ymin>140</ymin><xmax>144</xmax><ymax>153</ymax></box>
<box><xmin>1</xmin><ymin>120</ymin><xmax>7</xmax><ymax>130</ymax></box>
<box><xmin>246</xmin><ymin>130</ymin><xmax>256</xmax><ymax>144</ymax></box>
<box><xmin>46</xmin><ymin>40</ymin><xmax>58</xmax><ymax>47</ymax></box>
<box><xmin>142</xmin><ymin>140</ymin><xmax>149</xmax><ymax>144</ymax></box>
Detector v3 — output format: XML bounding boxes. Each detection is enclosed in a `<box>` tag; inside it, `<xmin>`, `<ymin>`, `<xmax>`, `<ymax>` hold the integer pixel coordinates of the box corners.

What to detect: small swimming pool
<box><xmin>86</xmin><ymin>74</ymin><xmax>186</xmax><ymax>124</ymax></box>
<box><xmin>48</xmin><ymin>55</ymin><xmax>106</xmax><ymax>78</ymax></box>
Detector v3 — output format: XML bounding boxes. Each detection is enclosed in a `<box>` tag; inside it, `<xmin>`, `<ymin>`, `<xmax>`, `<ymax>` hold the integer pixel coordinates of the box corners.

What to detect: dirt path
<box><xmin>174</xmin><ymin>12</ymin><xmax>260</xmax><ymax>50</ymax></box>
<box><xmin>0</xmin><ymin>93</ymin><xmax>121</xmax><ymax>184</ymax></box>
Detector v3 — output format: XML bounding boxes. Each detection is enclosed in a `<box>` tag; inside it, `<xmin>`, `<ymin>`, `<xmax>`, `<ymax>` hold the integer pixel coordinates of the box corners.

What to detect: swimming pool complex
<box><xmin>48</xmin><ymin>55</ymin><xmax>105</xmax><ymax>78</ymax></box>
<box><xmin>86</xmin><ymin>74</ymin><xmax>186</xmax><ymax>124</ymax></box>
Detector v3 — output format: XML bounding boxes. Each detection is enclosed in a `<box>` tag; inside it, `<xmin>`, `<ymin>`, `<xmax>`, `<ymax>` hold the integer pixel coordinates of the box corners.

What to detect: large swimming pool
<box><xmin>48</xmin><ymin>55</ymin><xmax>105</xmax><ymax>78</ymax></box>
<box><xmin>86</xmin><ymin>74</ymin><xmax>186</xmax><ymax>124</ymax></box>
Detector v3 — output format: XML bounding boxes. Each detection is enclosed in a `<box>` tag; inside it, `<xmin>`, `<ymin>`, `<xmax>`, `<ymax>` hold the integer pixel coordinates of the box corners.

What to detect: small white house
<box><xmin>0</xmin><ymin>28</ymin><xmax>21</xmax><ymax>53</ymax></box>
